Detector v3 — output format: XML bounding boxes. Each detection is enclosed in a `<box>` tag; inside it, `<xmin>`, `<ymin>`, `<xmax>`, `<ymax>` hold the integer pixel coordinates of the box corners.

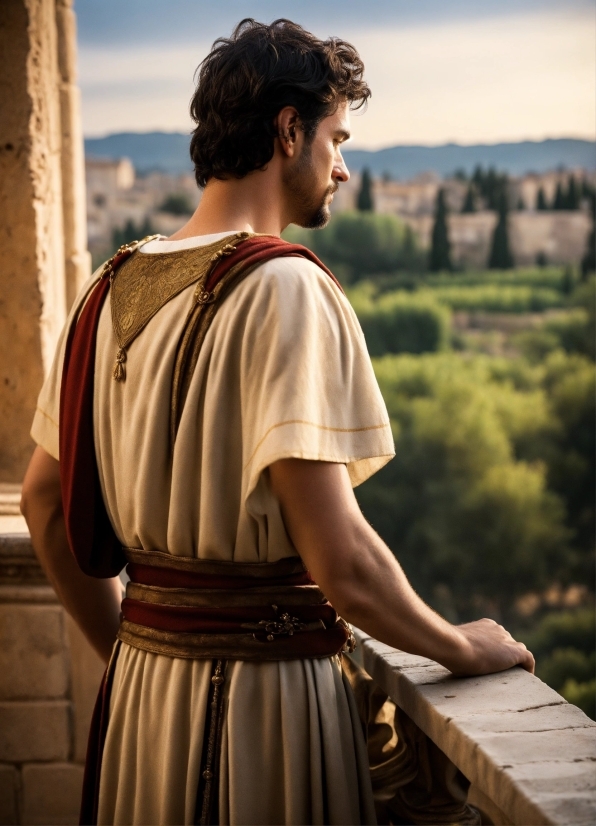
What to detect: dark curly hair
<box><xmin>189</xmin><ymin>19</ymin><xmax>370</xmax><ymax>188</ymax></box>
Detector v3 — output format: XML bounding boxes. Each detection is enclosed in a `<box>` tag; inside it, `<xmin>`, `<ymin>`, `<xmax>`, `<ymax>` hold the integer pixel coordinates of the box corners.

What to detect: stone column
<box><xmin>56</xmin><ymin>0</ymin><xmax>91</xmax><ymax>308</ymax></box>
<box><xmin>0</xmin><ymin>0</ymin><xmax>68</xmax><ymax>482</ymax></box>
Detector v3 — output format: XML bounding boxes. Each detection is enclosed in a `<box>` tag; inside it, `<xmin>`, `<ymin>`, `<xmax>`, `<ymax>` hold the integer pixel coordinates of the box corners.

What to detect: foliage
<box><xmin>342</xmin><ymin>263</ymin><xmax>594</xmax><ymax>716</ymax></box>
<box><xmin>570</xmin><ymin>276</ymin><xmax>596</xmax><ymax>359</ymax></box>
<box><xmin>471</xmin><ymin>166</ymin><xmax>509</xmax><ymax>210</ymax></box>
<box><xmin>581</xmin><ymin>189</ymin><xmax>595</xmax><ymax>278</ymax></box>
<box><xmin>429</xmin><ymin>188</ymin><xmax>452</xmax><ymax>272</ymax></box>
<box><xmin>520</xmin><ymin>608</ymin><xmax>595</xmax><ymax>659</ymax></box>
<box><xmin>414</xmin><ymin>284</ymin><xmax>563</xmax><ymax>313</ymax></box>
<box><xmin>561</xmin><ymin>679</ymin><xmax>596</xmax><ymax>719</ymax></box>
<box><xmin>347</xmin><ymin>284</ymin><xmax>451</xmax><ymax>356</ymax></box>
<box><xmin>374</xmin><ymin>266</ymin><xmax>573</xmax><ymax>294</ymax></box>
<box><xmin>513</xmin><ymin>310</ymin><xmax>591</xmax><ymax>362</ymax></box>
<box><xmin>488</xmin><ymin>193</ymin><xmax>514</xmax><ymax>269</ymax></box>
<box><xmin>536</xmin><ymin>176</ymin><xmax>584</xmax><ymax>212</ymax></box>
<box><xmin>519</xmin><ymin>608</ymin><xmax>596</xmax><ymax>719</ymax></box>
<box><xmin>541</xmin><ymin>350</ymin><xmax>595</xmax><ymax>575</ymax></box>
<box><xmin>461</xmin><ymin>185</ymin><xmax>476</xmax><ymax>214</ymax></box>
<box><xmin>553</xmin><ymin>182</ymin><xmax>565</xmax><ymax>211</ymax></box>
<box><xmin>357</xmin><ymin>168</ymin><xmax>374</xmax><ymax>212</ymax></box>
<box><xmin>355</xmin><ymin>351</ymin><xmax>575</xmax><ymax>622</ymax></box>
<box><xmin>284</xmin><ymin>212</ymin><xmax>425</xmax><ymax>283</ymax></box>
<box><xmin>158</xmin><ymin>192</ymin><xmax>194</xmax><ymax>215</ymax></box>
<box><xmin>112</xmin><ymin>217</ymin><xmax>155</xmax><ymax>251</ymax></box>
<box><xmin>536</xmin><ymin>187</ymin><xmax>548</xmax><ymax>210</ymax></box>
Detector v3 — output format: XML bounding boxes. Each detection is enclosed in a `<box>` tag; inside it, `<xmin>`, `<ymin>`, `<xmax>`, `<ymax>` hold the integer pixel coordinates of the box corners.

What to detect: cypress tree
<box><xmin>553</xmin><ymin>181</ymin><xmax>565</xmax><ymax>210</ymax></box>
<box><xmin>566</xmin><ymin>176</ymin><xmax>579</xmax><ymax>210</ymax></box>
<box><xmin>472</xmin><ymin>165</ymin><xmax>483</xmax><ymax>189</ymax></box>
<box><xmin>461</xmin><ymin>184</ymin><xmax>476</xmax><ymax>213</ymax></box>
<box><xmin>517</xmin><ymin>196</ymin><xmax>526</xmax><ymax>210</ymax></box>
<box><xmin>536</xmin><ymin>187</ymin><xmax>548</xmax><ymax>211</ymax></box>
<box><xmin>357</xmin><ymin>168</ymin><xmax>374</xmax><ymax>211</ymax></box>
<box><xmin>429</xmin><ymin>188</ymin><xmax>452</xmax><ymax>272</ymax></box>
<box><xmin>486</xmin><ymin>167</ymin><xmax>498</xmax><ymax>209</ymax></box>
<box><xmin>581</xmin><ymin>191</ymin><xmax>595</xmax><ymax>279</ymax></box>
<box><xmin>488</xmin><ymin>193</ymin><xmax>514</xmax><ymax>269</ymax></box>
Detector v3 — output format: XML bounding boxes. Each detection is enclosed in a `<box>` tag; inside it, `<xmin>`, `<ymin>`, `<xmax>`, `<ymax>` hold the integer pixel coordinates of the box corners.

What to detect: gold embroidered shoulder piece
<box><xmin>109</xmin><ymin>233</ymin><xmax>250</xmax><ymax>381</ymax></box>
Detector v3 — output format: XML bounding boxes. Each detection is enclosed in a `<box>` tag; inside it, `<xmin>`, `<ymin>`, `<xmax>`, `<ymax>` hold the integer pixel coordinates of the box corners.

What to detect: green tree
<box><xmin>565</xmin><ymin>176</ymin><xmax>580</xmax><ymax>210</ymax></box>
<box><xmin>553</xmin><ymin>181</ymin><xmax>565</xmax><ymax>210</ymax></box>
<box><xmin>488</xmin><ymin>193</ymin><xmax>514</xmax><ymax>269</ymax></box>
<box><xmin>112</xmin><ymin>217</ymin><xmax>155</xmax><ymax>251</ymax></box>
<box><xmin>159</xmin><ymin>192</ymin><xmax>194</xmax><ymax>215</ymax></box>
<box><xmin>543</xmin><ymin>350</ymin><xmax>595</xmax><ymax>576</ymax></box>
<box><xmin>520</xmin><ymin>608</ymin><xmax>596</xmax><ymax>719</ymax></box>
<box><xmin>461</xmin><ymin>185</ymin><xmax>476</xmax><ymax>213</ymax></box>
<box><xmin>581</xmin><ymin>191</ymin><xmax>595</xmax><ymax>279</ymax></box>
<box><xmin>356</xmin><ymin>353</ymin><xmax>571</xmax><ymax>621</ymax></box>
<box><xmin>284</xmin><ymin>212</ymin><xmax>425</xmax><ymax>282</ymax></box>
<box><xmin>356</xmin><ymin>168</ymin><xmax>374</xmax><ymax>211</ymax></box>
<box><xmin>348</xmin><ymin>286</ymin><xmax>451</xmax><ymax>356</ymax></box>
<box><xmin>429</xmin><ymin>188</ymin><xmax>452</xmax><ymax>272</ymax></box>
<box><xmin>536</xmin><ymin>187</ymin><xmax>549</xmax><ymax>210</ymax></box>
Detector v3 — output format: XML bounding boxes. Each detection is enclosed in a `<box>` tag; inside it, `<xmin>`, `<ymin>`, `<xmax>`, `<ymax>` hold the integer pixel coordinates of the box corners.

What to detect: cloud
<box><xmin>76</xmin><ymin>0</ymin><xmax>595</xmax><ymax>46</ymax></box>
<box><xmin>78</xmin><ymin>5</ymin><xmax>596</xmax><ymax>147</ymax></box>
<box><xmin>348</xmin><ymin>10</ymin><xmax>596</xmax><ymax>147</ymax></box>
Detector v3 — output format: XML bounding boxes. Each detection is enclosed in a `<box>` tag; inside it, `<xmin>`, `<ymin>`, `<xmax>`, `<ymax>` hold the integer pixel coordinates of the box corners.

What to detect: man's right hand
<box><xmin>447</xmin><ymin>618</ymin><xmax>535</xmax><ymax>676</ymax></box>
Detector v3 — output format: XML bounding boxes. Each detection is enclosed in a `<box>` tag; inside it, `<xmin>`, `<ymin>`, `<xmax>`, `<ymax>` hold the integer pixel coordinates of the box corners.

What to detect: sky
<box><xmin>76</xmin><ymin>0</ymin><xmax>596</xmax><ymax>149</ymax></box>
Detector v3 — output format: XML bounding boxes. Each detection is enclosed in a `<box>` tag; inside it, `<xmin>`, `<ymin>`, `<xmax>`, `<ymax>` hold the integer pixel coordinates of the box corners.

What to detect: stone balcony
<box><xmin>349</xmin><ymin>631</ymin><xmax>596</xmax><ymax>825</ymax></box>
<box><xmin>0</xmin><ymin>510</ymin><xmax>594</xmax><ymax>824</ymax></box>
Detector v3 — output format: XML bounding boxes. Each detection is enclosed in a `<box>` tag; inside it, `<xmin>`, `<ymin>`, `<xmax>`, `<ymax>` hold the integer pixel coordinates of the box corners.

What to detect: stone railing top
<box><xmin>354</xmin><ymin>629</ymin><xmax>596</xmax><ymax>826</ymax></box>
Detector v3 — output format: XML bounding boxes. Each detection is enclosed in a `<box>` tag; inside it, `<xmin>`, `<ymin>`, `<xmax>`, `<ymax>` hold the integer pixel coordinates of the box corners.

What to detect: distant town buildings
<box><xmin>86</xmin><ymin>157</ymin><xmax>201</xmax><ymax>264</ymax></box>
<box><xmin>86</xmin><ymin>156</ymin><xmax>594</xmax><ymax>270</ymax></box>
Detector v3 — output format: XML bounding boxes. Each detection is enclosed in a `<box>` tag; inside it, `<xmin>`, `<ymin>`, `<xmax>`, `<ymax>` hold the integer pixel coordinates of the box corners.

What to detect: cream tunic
<box><xmin>32</xmin><ymin>232</ymin><xmax>395</xmax><ymax>825</ymax></box>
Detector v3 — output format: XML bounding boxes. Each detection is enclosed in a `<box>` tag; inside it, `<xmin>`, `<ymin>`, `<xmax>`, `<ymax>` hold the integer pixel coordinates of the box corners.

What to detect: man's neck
<box><xmin>168</xmin><ymin>170</ymin><xmax>287</xmax><ymax>241</ymax></box>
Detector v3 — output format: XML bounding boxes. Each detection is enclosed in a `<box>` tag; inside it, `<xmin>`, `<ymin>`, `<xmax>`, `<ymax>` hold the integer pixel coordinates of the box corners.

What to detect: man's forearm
<box><xmin>22</xmin><ymin>447</ymin><xmax>122</xmax><ymax>664</ymax></box>
<box><xmin>269</xmin><ymin>458</ymin><xmax>534</xmax><ymax>676</ymax></box>
<box><xmin>289</xmin><ymin>500</ymin><xmax>469</xmax><ymax>669</ymax></box>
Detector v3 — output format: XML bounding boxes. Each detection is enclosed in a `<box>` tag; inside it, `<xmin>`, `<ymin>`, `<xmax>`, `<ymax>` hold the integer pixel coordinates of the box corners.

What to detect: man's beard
<box><xmin>284</xmin><ymin>144</ymin><xmax>338</xmax><ymax>229</ymax></box>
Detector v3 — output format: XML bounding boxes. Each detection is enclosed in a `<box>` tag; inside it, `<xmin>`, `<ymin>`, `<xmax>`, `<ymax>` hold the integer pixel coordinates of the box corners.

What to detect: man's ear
<box><xmin>275</xmin><ymin>106</ymin><xmax>301</xmax><ymax>157</ymax></box>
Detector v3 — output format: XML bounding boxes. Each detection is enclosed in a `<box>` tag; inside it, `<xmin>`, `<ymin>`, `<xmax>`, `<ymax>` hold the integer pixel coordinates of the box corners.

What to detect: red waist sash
<box><xmin>117</xmin><ymin>549</ymin><xmax>354</xmax><ymax>661</ymax></box>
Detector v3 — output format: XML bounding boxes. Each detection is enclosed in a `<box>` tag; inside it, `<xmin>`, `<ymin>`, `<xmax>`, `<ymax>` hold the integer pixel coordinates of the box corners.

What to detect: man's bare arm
<box><xmin>269</xmin><ymin>458</ymin><xmax>534</xmax><ymax>677</ymax></box>
<box><xmin>21</xmin><ymin>446</ymin><xmax>122</xmax><ymax>664</ymax></box>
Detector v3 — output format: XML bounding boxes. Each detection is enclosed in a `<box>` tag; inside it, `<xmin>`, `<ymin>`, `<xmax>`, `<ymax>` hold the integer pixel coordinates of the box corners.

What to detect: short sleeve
<box><xmin>30</xmin><ymin>271</ymin><xmax>102</xmax><ymax>460</ymax></box>
<box><xmin>239</xmin><ymin>257</ymin><xmax>395</xmax><ymax>496</ymax></box>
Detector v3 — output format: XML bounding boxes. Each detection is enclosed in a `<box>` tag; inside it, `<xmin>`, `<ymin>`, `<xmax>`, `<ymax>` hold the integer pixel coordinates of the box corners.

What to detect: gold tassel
<box><xmin>113</xmin><ymin>348</ymin><xmax>127</xmax><ymax>381</ymax></box>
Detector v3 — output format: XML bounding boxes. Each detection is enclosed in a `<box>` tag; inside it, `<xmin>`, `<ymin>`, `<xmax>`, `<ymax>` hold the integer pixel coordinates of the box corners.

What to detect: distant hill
<box><xmin>84</xmin><ymin>132</ymin><xmax>596</xmax><ymax>178</ymax></box>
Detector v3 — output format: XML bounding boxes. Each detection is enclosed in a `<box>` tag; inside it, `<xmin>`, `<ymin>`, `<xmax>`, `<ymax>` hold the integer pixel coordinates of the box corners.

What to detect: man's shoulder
<box><xmin>241</xmin><ymin>252</ymin><xmax>340</xmax><ymax>301</ymax></box>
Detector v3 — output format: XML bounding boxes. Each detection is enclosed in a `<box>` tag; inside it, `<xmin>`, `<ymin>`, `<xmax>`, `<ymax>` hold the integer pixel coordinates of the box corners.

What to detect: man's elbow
<box><xmin>20</xmin><ymin>447</ymin><xmax>62</xmax><ymax>524</ymax></box>
<box><xmin>20</xmin><ymin>477</ymin><xmax>37</xmax><ymax>522</ymax></box>
<box><xmin>321</xmin><ymin>569</ymin><xmax>373</xmax><ymax>624</ymax></box>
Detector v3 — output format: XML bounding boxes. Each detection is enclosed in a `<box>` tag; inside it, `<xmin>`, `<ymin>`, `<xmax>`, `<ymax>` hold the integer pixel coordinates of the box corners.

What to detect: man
<box><xmin>21</xmin><ymin>18</ymin><xmax>533</xmax><ymax>826</ymax></box>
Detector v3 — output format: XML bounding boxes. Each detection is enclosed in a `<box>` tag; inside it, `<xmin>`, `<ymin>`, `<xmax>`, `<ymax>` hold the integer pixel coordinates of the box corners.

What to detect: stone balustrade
<box><xmin>351</xmin><ymin>629</ymin><xmax>596</xmax><ymax>825</ymax></box>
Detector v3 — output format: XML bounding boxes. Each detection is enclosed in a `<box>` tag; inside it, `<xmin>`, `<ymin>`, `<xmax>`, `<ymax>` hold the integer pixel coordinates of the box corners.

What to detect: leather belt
<box><xmin>118</xmin><ymin>548</ymin><xmax>355</xmax><ymax>661</ymax></box>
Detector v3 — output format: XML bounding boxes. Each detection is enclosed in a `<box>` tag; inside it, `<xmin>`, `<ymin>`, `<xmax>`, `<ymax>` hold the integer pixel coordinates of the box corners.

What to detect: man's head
<box><xmin>189</xmin><ymin>19</ymin><xmax>370</xmax><ymax>228</ymax></box>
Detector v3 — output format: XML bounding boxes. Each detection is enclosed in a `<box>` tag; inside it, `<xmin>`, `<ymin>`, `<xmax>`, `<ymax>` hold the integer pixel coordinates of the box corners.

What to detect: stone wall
<box><xmin>0</xmin><ymin>532</ymin><xmax>104</xmax><ymax>825</ymax></box>
<box><xmin>0</xmin><ymin>0</ymin><xmax>90</xmax><ymax>483</ymax></box>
